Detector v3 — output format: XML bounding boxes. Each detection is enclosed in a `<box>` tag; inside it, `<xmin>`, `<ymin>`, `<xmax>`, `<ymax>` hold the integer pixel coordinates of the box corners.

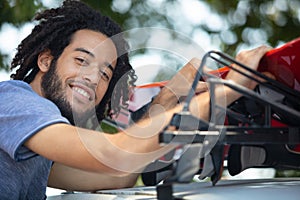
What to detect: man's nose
<box><xmin>81</xmin><ymin>65</ymin><xmax>100</xmax><ymax>85</ymax></box>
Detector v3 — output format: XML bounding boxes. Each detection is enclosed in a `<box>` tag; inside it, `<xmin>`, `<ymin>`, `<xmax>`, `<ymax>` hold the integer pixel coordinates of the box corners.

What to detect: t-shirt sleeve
<box><xmin>0</xmin><ymin>81</ymin><xmax>70</xmax><ymax>161</ymax></box>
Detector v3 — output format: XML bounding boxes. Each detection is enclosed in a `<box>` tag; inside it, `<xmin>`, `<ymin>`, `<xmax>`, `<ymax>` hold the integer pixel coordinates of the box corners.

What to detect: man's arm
<box><xmin>48</xmin><ymin>163</ymin><xmax>139</xmax><ymax>191</ymax></box>
<box><xmin>26</xmin><ymin>45</ymin><xmax>271</xmax><ymax>190</ymax></box>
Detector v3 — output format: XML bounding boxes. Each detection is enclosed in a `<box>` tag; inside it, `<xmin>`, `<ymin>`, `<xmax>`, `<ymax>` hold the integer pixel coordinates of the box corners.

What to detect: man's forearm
<box><xmin>48</xmin><ymin>163</ymin><xmax>139</xmax><ymax>191</ymax></box>
<box><xmin>144</xmin><ymin>86</ymin><xmax>180</xmax><ymax>119</ymax></box>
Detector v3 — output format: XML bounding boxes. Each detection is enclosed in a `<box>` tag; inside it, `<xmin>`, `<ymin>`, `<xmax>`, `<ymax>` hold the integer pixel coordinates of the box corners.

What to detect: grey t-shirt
<box><xmin>0</xmin><ymin>80</ymin><xmax>69</xmax><ymax>199</ymax></box>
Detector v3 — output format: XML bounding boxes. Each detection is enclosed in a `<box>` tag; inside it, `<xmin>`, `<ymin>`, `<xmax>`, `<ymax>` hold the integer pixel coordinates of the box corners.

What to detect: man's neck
<box><xmin>29</xmin><ymin>72</ymin><xmax>44</xmax><ymax>97</ymax></box>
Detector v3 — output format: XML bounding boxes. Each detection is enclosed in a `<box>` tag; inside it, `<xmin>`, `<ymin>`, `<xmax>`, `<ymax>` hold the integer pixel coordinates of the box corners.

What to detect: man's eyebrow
<box><xmin>74</xmin><ymin>47</ymin><xmax>95</xmax><ymax>58</ymax></box>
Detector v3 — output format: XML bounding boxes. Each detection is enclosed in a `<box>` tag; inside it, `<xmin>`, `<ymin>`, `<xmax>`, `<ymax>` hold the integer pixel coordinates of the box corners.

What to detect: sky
<box><xmin>0</xmin><ymin>22</ymin><xmax>35</xmax><ymax>81</ymax></box>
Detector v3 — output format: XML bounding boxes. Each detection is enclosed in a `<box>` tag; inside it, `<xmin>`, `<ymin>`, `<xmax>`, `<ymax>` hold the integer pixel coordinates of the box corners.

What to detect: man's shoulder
<box><xmin>0</xmin><ymin>80</ymin><xmax>58</xmax><ymax>111</ymax></box>
<box><xmin>0</xmin><ymin>80</ymin><xmax>41</xmax><ymax>101</ymax></box>
<box><xmin>0</xmin><ymin>80</ymin><xmax>32</xmax><ymax>92</ymax></box>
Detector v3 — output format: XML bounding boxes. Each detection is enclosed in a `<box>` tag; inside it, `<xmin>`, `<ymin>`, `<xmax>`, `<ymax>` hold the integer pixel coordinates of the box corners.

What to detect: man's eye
<box><xmin>75</xmin><ymin>58</ymin><xmax>89</xmax><ymax>66</ymax></box>
<box><xmin>100</xmin><ymin>70</ymin><xmax>110</xmax><ymax>81</ymax></box>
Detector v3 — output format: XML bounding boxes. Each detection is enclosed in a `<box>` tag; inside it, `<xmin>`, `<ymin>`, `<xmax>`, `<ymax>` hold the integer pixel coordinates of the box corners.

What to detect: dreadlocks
<box><xmin>10</xmin><ymin>0</ymin><xmax>137</xmax><ymax>128</ymax></box>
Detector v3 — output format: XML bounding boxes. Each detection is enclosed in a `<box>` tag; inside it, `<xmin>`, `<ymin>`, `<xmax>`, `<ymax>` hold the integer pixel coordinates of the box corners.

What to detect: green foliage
<box><xmin>81</xmin><ymin>0</ymin><xmax>129</xmax><ymax>26</ymax></box>
<box><xmin>0</xmin><ymin>0</ymin><xmax>44</xmax><ymax>25</ymax></box>
<box><xmin>205</xmin><ymin>0</ymin><xmax>300</xmax><ymax>55</ymax></box>
<box><xmin>0</xmin><ymin>0</ymin><xmax>45</xmax><ymax>71</ymax></box>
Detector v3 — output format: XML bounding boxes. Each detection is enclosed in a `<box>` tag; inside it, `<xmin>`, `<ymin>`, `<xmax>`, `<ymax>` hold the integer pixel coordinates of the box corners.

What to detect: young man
<box><xmin>0</xmin><ymin>0</ymin><xmax>271</xmax><ymax>199</ymax></box>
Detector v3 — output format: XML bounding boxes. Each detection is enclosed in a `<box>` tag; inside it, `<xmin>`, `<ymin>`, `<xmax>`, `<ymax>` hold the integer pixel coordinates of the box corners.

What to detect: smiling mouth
<box><xmin>73</xmin><ymin>86</ymin><xmax>91</xmax><ymax>100</ymax></box>
<box><xmin>67</xmin><ymin>80</ymin><xmax>96</xmax><ymax>103</ymax></box>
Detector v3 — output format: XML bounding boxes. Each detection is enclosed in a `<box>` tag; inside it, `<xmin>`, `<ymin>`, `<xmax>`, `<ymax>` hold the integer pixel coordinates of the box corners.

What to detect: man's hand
<box><xmin>149</xmin><ymin>58</ymin><xmax>208</xmax><ymax>117</ymax></box>
<box><xmin>226</xmin><ymin>45</ymin><xmax>273</xmax><ymax>90</ymax></box>
<box><xmin>165</xmin><ymin>58</ymin><xmax>208</xmax><ymax>97</ymax></box>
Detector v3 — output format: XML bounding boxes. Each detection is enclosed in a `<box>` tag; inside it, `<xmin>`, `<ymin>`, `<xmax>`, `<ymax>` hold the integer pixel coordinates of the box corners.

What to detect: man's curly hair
<box><xmin>10</xmin><ymin>0</ymin><xmax>137</xmax><ymax>128</ymax></box>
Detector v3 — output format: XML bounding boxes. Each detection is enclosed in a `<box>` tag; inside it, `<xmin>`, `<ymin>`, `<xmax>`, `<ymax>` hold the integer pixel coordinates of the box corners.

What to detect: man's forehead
<box><xmin>71</xmin><ymin>29</ymin><xmax>113</xmax><ymax>46</ymax></box>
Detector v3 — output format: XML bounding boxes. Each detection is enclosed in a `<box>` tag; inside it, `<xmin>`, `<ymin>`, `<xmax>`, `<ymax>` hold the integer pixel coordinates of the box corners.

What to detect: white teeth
<box><xmin>73</xmin><ymin>87</ymin><xmax>90</xmax><ymax>99</ymax></box>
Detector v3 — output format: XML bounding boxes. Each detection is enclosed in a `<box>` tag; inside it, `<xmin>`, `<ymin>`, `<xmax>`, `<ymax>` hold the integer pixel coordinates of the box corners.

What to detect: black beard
<box><xmin>41</xmin><ymin>60</ymin><xmax>94</xmax><ymax>127</ymax></box>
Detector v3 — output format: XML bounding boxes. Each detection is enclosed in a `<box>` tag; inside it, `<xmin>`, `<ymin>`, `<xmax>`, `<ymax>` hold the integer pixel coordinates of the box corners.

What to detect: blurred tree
<box><xmin>0</xmin><ymin>0</ymin><xmax>45</xmax><ymax>71</ymax></box>
<box><xmin>204</xmin><ymin>0</ymin><xmax>300</xmax><ymax>55</ymax></box>
<box><xmin>0</xmin><ymin>0</ymin><xmax>299</xmax><ymax>72</ymax></box>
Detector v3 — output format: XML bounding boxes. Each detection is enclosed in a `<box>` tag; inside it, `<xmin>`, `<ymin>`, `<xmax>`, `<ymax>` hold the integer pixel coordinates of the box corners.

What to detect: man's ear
<box><xmin>37</xmin><ymin>49</ymin><xmax>53</xmax><ymax>72</ymax></box>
